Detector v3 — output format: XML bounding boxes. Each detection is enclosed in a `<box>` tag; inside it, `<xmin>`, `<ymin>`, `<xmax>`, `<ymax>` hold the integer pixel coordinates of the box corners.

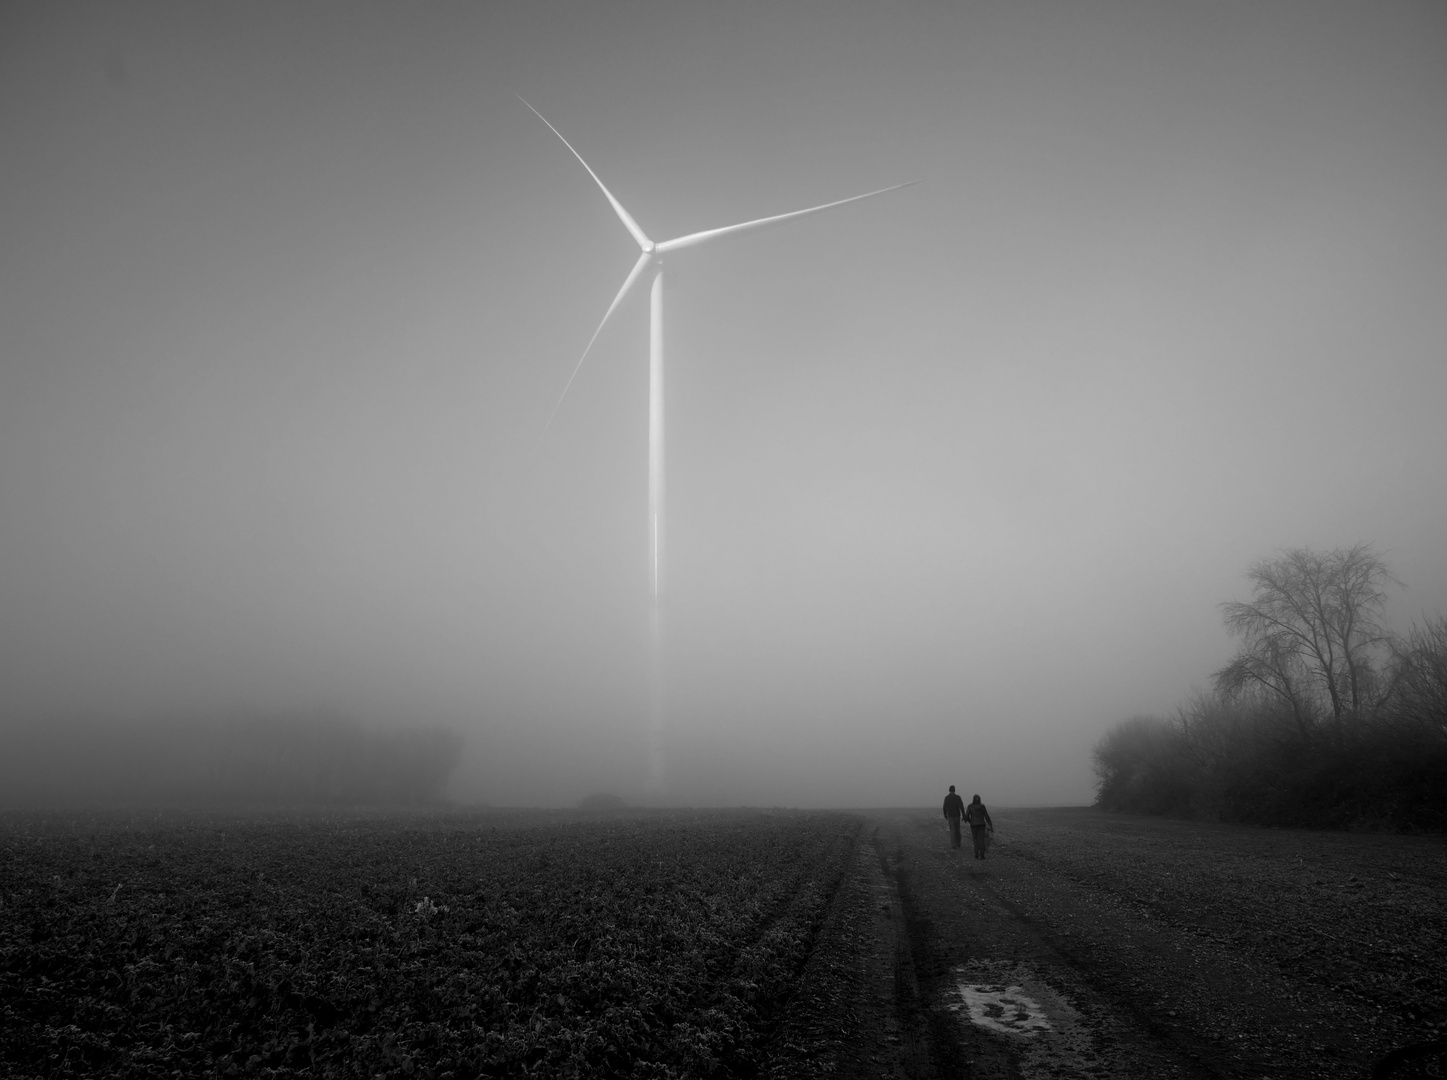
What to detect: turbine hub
<box><xmin>642</xmin><ymin>240</ymin><xmax>656</xmax><ymax>255</ymax></box>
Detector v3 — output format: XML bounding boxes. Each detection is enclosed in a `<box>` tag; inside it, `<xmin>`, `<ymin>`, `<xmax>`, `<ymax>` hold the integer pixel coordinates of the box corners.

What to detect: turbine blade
<box><xmin>655</xmin><ymin>180</ymin><xmax>921</xmax><ymax>254</ymax></box>
<box><xmin>519</xmin><ymin>96</ymin><xmax>654</xmax><ymax>253</ymax></box>
<box><xmin>544</xmin><ymin>252</ymin><xmax>655</xmax><ymax>431</ymax></box>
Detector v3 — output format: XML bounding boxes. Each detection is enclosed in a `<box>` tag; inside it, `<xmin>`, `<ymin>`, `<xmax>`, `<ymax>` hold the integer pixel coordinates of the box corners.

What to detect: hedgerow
<box><xmin>1093</xmin><ymin>546</ymin><xmax>1447</xmax><ymax>830</ymax></box>
<box><xmin>0</xmin><ymin>809</ymin><xmax>859</xmax><ymax>1078</ymax></box>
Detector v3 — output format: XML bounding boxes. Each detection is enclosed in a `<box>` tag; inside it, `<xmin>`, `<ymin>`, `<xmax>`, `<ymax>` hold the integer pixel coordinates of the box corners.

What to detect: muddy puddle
<box><xmin>948</xmin><ymin>960</ymin><xmax>1112</xmax><ymax>1078</ymax></box>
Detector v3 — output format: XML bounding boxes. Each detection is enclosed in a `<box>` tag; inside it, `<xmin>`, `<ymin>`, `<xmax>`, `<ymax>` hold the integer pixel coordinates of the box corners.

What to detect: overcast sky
<box><xmin>3</xmin><ymin>1</ymin><xmax>1444</xmax><ymax>807</ymax></box>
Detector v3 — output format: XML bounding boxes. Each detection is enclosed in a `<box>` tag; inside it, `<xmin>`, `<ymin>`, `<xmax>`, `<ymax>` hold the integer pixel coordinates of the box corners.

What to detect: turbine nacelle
<box><xmin>521</xmin><ymin>96</ymin><xmax>918</xmax><ymax>429</ymax></box>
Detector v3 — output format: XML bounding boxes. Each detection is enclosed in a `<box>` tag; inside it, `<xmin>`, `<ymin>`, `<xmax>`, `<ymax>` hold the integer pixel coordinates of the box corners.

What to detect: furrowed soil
<box><xmin>769</xmin><ymin>807</ymin><xmax>1447</xmax><ymax>1080</ymax></box>
<box><xmin>1</xmin><ymin>808</ymin><xmax>858</xmax><ymax>1078</ymax></box>
<box><xmin>4</xmin><ymin>806</ymin><xmax>1444</xmax><ymax>1078</ymax></box>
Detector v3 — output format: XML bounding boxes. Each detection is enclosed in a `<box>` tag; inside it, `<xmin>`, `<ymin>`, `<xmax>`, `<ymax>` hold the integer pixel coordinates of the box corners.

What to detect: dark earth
<box><xmin>767</xmin><ymin>807</ymin><xmax>1447</xmax><ymax>1079</ymax></box>
<box><xmin>3</xmin><ymin>806</ymin><xmax>1444</xmax><ymax>1078</ymax></box>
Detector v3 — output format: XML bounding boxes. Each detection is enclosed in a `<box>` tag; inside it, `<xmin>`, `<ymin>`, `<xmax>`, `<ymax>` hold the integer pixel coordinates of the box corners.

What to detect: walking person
<box><xmin>965</xmin><ymin>794</ymin><xmax>994</xmax><ymax>859</ymax></box>
<box><xmin>942</xmin><ymin>785</ymin><xmax>965</xmax><ymax>849</ymax></box>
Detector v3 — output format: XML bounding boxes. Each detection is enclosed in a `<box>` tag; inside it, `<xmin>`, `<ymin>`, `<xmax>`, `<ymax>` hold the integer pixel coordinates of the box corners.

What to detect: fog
<box><xmin>2</xmin><ymin>2</ymin><xmax>1444</xmax><ymax>808</ymax></box>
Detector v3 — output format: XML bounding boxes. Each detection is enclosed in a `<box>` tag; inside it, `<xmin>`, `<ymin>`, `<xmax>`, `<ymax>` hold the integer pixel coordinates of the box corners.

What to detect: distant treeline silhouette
<box><xmin>0</xmin><ymin>713</ymin><xmax>464</xmax><ymax>806</ymax></box>
<box><xmin>1094</xmin><ymin>545</ymin><xmax>1447</xmax><ymax>830</ymax></box>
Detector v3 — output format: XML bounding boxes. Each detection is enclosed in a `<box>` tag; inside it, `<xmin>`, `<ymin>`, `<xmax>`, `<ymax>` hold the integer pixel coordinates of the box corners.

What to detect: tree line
<box><xmin>0</xmin><ymin>713</ymin><xmax>465</xmax><ymax>807</ymax></box>
<box><xmin>1093</xmin><ymin>544</ymin><xmax>1447</xmax><ymax>829</ymax></box>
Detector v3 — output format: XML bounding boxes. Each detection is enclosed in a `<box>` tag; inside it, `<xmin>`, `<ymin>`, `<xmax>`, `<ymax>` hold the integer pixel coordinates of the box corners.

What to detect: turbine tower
<box><xmin>523</xmin><ymin>98</ymin><xmax>916</xmax><ymax>793</ymax></box>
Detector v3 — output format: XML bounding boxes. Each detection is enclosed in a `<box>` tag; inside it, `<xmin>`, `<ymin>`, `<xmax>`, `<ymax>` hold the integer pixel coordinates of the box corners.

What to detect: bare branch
<box><xmin>1216</xmin><ymin>543</ymin><xmax>1397</xmax><ymax>731</ymax></box>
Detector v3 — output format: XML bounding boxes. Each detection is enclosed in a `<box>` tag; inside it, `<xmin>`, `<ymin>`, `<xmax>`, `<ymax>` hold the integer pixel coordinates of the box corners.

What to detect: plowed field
<box><xmin>3</xmin><ymin>806</ymin><xmax>1443</xmax><ymax>1078</ymax></box>
<box><xmin>0</xmin><ymin>809</ymin><xmax>856</xmax><ymax>1078</ymax></box>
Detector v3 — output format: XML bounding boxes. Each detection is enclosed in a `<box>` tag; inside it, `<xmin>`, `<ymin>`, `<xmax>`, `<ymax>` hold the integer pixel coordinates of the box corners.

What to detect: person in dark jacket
<box><xmin>965</xmin><ymin>794</ymin><xmax>994</xmax><ymax>859</ymax></box>
<box><xmin>942</xmin><ymin>785</ymin><xmax>966</xmax><ymax>849</ymax></box>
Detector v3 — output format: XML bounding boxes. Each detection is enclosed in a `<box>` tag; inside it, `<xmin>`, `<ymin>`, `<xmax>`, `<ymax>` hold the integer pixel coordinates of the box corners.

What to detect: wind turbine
<box><xmin>523</xmin><ymin>97</ymin><xmax>916</xmax><ymax>792</ymax></box>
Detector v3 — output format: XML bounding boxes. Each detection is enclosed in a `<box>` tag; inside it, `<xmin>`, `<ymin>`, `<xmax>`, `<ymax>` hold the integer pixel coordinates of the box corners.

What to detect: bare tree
<box><xmin>1384</xmin><ymin>616</ymin><xmax>1447</xmax><ymax>739</ymax></box>
<box><xmin>1212</xmin><ymin>544</ymin><xmax>1398</xmax><ymax>736</ymax></box>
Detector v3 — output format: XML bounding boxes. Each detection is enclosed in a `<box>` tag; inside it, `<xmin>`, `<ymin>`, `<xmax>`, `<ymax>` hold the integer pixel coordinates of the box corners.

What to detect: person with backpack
<box><xmin>965</xmin><ymin>794</ymin><xmax>994</xmax><ymax>859</ymax></box>
<box><xmin>942</xmin><ymin>785</ymin><xmax>966</xmax><ymax>849</ymax></box>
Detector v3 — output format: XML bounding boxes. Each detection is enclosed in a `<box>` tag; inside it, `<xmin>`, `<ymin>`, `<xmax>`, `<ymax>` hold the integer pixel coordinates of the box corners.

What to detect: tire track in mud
<box><xmin>873</xmin><ymin>811</ymin><xmax>1232</xmax><ymax>1080</ymax></box>
<box><xmin>766</xmin><ymin>814</ymin><xmax>1184</xmax><ymax>1079</ymax></box>
<box><xmin>761</xmin><ymin>823</ymin><xmax>927</xmax><ymax>1078</ymax></box>
<box><xmin>770</xmin><ymin>808</ymin><xmax>1428</xmax><ymax>1079</ymax></box>
<box><xmin>867</xmin><ymin>808</ymin><xmax>1442</xmax><ymax>1080</ymax></box>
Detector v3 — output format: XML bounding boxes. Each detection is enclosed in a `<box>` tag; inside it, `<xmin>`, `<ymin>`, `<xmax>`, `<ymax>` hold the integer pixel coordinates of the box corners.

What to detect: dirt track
<box><xmin>765</xmin><ymin>807</ymin><xmax>1447</xmax><ymax>1080</ymax></box>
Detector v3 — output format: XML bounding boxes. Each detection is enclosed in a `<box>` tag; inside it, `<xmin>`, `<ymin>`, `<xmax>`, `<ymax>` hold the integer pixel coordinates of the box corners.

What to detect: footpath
<box><xmin>765</xmin><ymin>807</ymin><xmax>1443</xmax><ymax>1079</ymax></box>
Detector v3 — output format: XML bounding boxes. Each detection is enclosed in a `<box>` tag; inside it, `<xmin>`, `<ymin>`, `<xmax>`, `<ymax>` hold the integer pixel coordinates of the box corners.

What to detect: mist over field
<box><xmin>2</xmin><ymin>2</ymin><xmax>1445</xmax><ymax>809</ymax></box>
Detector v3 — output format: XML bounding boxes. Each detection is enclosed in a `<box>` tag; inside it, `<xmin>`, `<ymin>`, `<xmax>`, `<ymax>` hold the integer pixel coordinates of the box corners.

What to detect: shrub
<box><xmin>1092</xmin><ymin>715</ymin><xmax>1195</xmax><ymax>816</ymax></box>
